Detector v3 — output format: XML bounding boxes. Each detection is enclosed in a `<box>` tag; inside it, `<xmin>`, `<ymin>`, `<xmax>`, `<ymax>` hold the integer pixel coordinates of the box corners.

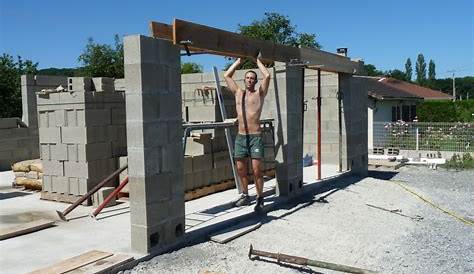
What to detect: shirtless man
<box><xmin>224</xmin><ymin>57</ymin><xmax>270</xmax><ymax>211</ymax></box>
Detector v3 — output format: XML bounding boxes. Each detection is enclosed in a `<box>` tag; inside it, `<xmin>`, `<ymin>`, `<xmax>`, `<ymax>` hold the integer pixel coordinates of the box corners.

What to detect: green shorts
<box><xmin>234</xmin><ymin>134</ymin><xmax>264</xmax><ymax>159</ymax></box>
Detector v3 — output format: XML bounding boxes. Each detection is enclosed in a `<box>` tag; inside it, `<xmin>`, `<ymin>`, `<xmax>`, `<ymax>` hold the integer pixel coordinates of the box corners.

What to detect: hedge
<box><xmin>418</xmin><ymin>100</ymin><xmax>474</xmax><ymax>122</ymax></box>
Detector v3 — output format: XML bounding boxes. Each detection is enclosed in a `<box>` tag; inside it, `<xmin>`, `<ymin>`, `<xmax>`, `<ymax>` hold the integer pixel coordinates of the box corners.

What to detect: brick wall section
<box><xmin>0</xmin><ymin>118</ymin><xmax>39</xmax><ymax>170</ymax></box>
<box><xmin>37</xmin><ymin>76</ymin><xmax>126</xmax><ymax>197</ymax></box>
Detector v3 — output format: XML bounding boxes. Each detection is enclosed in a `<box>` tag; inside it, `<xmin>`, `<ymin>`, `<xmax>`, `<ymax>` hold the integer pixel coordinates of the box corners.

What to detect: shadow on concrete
<box><xmin>179</xmin><ymin>174</ymin><xmax>364</xmax><ymax>252</ymax></box>
<box><xmin>368</xmin><ymin>170</ymin><xmax>398</xmax><ymax>181</ymax></box>
<box><xmin>0</xmin><ymin>191</ymin><xmax>32</xmax><ymax>200</ymax></box>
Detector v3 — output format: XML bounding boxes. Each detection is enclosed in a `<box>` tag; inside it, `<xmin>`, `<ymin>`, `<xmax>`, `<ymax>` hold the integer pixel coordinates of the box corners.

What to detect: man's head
<box><xmin>244</xmin><ymin>70</ymin><xmax>258</xmax><ymax>91</ymax></box>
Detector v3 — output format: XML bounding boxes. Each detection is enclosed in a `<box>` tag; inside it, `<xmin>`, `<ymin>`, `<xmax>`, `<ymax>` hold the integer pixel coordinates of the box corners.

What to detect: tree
<box><xmin>78</xmin><ymin>34</ymin><xmax>124</xmax><ymax>78</ymax></box>
<box><xmin>404</xmin><ymin>58</ymin><xmax>412</xmax><ymax>81</ymax></box>
<box><xmin>181</xmin><ymin>62</ymin><xmax>202</xmax><ymax>74</ymax></box>
<box><xmin>230</xmin><ymin>12</ymin><xmax>321</xmax><ymax>69</ymax></box>
<box><xmin>0</xmin><ymin>54</ymin><xmax>38</xmax><ymax>118</ymax></box>
<box><xmin>415</xmin><ymin>53</ymin><xmax>427</xmax><ymax>85</ymax></box>
<box><xmin>428</xmin><ymin>59</ymin><xmax>436</xmax><ymax>82</ymax></box>
<box><xmin>364</xmin><ymin>64</ymin><xmax>384</xmax><ymax>76</ymax></box>
<box><xmin>386</xmin><ymin>69</ymin><xmax>406</xmax><ymax>81</ymax></box>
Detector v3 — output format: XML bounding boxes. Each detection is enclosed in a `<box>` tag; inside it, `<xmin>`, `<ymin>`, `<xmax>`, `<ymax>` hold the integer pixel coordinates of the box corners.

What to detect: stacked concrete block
<box><xmin>37</xmin><ymin>75</ymin><xmax>126</xmax><ymax>203</ymax></box>
<box><xmin>125</xmin><ymin>35</ymin><xmax>184</xmax><ymax>254</ymax></box>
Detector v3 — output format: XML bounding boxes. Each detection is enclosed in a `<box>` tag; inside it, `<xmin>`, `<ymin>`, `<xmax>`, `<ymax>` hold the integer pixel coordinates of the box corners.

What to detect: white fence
<box><xmin>373</xmin><ymin>121</ymin><xmax>474</xmax><ymax>152</ymax></box>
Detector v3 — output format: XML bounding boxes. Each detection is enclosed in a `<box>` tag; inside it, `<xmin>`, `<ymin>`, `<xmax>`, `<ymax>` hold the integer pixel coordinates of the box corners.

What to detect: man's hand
<box><xmin>224</xmin><ymin>58</ymin><xmax>242</xmax><ymax>95</ymax></box>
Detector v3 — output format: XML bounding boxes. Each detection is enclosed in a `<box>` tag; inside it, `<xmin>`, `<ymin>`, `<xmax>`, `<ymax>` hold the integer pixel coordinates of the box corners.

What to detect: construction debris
<box><xmin>366</xmin><ymin>203</ymin><xmax>423</xmax><ymax>221</ymax></box>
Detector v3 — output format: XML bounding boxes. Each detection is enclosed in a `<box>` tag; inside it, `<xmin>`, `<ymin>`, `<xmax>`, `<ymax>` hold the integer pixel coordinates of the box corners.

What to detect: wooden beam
<box><xmin>172</xmin><ymin>18</ymin><xmax>359</xmax><ymax>74</ymax></box>
<box><xmin>29</xmin><ymin>250</ymin><xmax>113</xmax><ymax>274</ymax></box>
<box><xmin>149</xmin><ymin>21</ymin><xmax>173</xmax><ymax>40</ymax></box>
<box><xmin>0</xmin><ymin>219</ymin><xmax>54</xmax><ymax>240</ymax></box>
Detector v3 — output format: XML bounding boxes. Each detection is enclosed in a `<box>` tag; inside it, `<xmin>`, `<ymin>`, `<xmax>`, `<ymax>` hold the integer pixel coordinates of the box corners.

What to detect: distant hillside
<box><xmin>37</xmin><ymin>67</ymin><xmax>86</xmax><ymax>77</ymax></box>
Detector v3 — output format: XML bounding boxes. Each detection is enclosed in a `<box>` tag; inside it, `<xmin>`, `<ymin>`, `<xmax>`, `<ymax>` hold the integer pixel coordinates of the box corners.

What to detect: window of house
<box><xmin>402</xmin><ymin>105</ymin><xmax>410</xmax><ymax>121</ymax></box>
<box><xmin>391</xmin><ymin>106</ymin><xmax>401</xmax><ymax>121</ymax></box>
<box><xmin>410</xmin><ymin>105</ymin><xmax>417</xmax><ymax>121</ymax></box>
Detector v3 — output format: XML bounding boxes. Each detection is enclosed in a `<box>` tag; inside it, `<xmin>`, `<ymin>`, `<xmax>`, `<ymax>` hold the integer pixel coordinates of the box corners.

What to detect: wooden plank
<box><xmin>67</xmin><ymin>254</ymin><xmax>134</xmax><ymax>274</ymax></box>
<box><xmin>0</xmin><ymin>219</ymin><xmax>55</xmax><ymax>240</ymax></box>
<box><xmin>210</xmin><ymin>220</ymin><xmax>262</xmax><ymax>244</ymax></box>
<box><xmin>29</xmin><ymin>250</ymin><xmax>113</xmax><ymax>274</ymax></box>
<box><xmin>172</xmin><ymin>18</ymin><xmax>359</xmax><ymax>74</ymax></box>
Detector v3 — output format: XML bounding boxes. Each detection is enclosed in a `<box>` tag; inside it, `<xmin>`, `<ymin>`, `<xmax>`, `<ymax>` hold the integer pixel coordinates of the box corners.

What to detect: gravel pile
<box><xmin>122</xmin><ymin>166</ymin><xmax>473</xmax><ymax>274</ymax></box>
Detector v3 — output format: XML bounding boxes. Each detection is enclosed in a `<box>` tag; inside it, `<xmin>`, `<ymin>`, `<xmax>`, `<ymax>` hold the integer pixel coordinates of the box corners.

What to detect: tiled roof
<box><xmin>356</xmin><ymin>76</ymin><xmax>452</xmax><ymax>100</ymax></box>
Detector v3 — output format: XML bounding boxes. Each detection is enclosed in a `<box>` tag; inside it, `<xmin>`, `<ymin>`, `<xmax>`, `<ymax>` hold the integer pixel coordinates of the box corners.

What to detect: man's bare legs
<box><xmin>236</xmin><ymin>159</ymin><xmax>249</xmax><ymax>194</ymax></box>
<box><xmin>251</xmin><ymin>158</ymin><xmax>264</xmax><ymax>197</ymax></box>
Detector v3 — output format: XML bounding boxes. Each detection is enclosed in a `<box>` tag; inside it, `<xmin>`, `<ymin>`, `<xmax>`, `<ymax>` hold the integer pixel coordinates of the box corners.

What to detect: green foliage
<box><xmin>364</xmin><ymin>64</ymin><xmax>384</xmax><ymax>76</ymax></box>
<box><xmin>443</xmin><ymin>153</ymin><xmax>474</xmax><ymax>170</ymax></box>
<box><xmin>0</xmin><ymin>54</ymin><xmax>38</xmax><ymax>118</ymax></box>
<box><xmin>428</xmin><ymin>59</ymin><xmax>436</xmax><ymax>82</ymax></box>
<box><xmin>415</xmin><ymin>53</ymin><xmax>427</xmax><ymax>85</ymax></box>
<box><xmin>405</xmin><ymin>58</ymin><xmax>412</xmax><ymax>81</ymax></box>
<box><xmin>385</xmin><ymin>69</ymin><xmax>406</xmax><ymax>81</ymax></box>
<box><xmin>38</xmin><ymin>67</ymin><xmax>86</xmax><ymax>76</ymax></box>
<box><xmin>78</xmin><ymin>34</ymin><xmax>124</xmax><ymax>78</ymax></box>
<box><xmin>417</xmin><ymin>100</ymin><xmax>474</xmax><ymax>122</ymax></box>
<box><xmin>429</xmin><ymin>77</ymin><xmax>473</xmax><ymax>100</ymax></box>
<box><xmin>228</xmin><ymin>12</ymin><xmax>321</xmax><ymax>69</ymax></box>
<box><xmin>181</xmin><ymin>62</ymin><xmax>202</xmax><ymax>74</ymax></box>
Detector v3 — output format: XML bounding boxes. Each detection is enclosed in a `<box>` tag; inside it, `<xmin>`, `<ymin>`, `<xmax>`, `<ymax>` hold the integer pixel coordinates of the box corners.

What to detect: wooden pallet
<box><xmin>29</xmin><ymin>250</ymin><xmax>133</xmax><ymax>274</ymax></box>
<box><xmin>41</xmin><ymin>191</ymin><xmax>92</xmax><ymax>206</ymax></box>
<box><xmin>119</xmin><ymin>169</ymin><xmax>276</xmax><ymax>201</ymax></box>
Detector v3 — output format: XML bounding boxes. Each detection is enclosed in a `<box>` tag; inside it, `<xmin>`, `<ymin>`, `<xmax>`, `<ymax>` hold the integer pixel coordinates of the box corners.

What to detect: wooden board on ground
<box><xmin>0</xmin><ymin>219</ymin><xmax>55</xmax><ymax>241</ymax></box>
<box><xmin>29</xmin><ymin>250</ymin><xmax>113</xmax><ymax>274</ymax></box>
<box><xmin>210</xmin><ymin>220</ymin><xmax>262</xmax><ymax>244</ymax></box>
<box><xmin>67</xmin><ymin>254</ymin><xmax>134</xmax><ymax>274</ymax></box>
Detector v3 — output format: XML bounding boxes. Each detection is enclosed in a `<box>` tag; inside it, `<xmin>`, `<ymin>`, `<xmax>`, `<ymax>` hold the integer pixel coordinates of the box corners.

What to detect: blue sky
<box><xmin>1</xmin><ymin>0</ymin><xmax>473</xmax><ymax>78</ymax></box>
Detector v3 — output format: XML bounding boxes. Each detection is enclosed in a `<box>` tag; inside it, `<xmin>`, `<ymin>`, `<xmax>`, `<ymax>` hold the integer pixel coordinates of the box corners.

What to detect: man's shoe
<box><xmin>235</xmin><ymin>194</ymin><xmax>250</xmax><ymax>207</ymax></box>
<box><xmin>254</xmin><ymin>196</ymin><xmax>264</xmax><ymax>212</ymax></box>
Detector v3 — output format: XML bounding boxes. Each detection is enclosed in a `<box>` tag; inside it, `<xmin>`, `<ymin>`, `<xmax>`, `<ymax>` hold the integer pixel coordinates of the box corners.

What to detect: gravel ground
<box><xmin>123</xmin><ymin>166</ymin><xmax>473</xmax><ymax>274</ymax></box>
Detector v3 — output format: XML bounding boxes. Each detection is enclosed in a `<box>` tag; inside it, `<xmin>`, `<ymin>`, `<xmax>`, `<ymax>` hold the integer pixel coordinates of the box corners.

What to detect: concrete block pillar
<box><xmin>340</xmin><ymin>73</ymin><xmax>368</xmax><ymax>176</ymax></box>
<box><xmin>273</xmin><ymin>64</ymin><xmax>304</xmax><ymax>196</ymax></box>
<box><xmin>21</xmin><ymin>75</ymin><xmax>38</xmax><ymax>128</ymax></box>
<box><xmin>124</xmin><ymin>35</ymin><xmax>184</xmax><ymax>254</ymax></box>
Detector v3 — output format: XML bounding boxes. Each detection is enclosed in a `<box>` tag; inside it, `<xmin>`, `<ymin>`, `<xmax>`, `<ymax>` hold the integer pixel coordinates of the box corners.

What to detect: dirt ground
<box><xmin>121</xmin><ymin>166</ymin><xmax>473</xmax><ymax>274</ymax></box>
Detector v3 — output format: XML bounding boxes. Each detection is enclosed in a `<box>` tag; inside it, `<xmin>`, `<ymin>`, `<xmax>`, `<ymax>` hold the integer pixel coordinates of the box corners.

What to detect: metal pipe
<box><xmin>338</xmin><ymin>88</ymin><xmax>343</xmax><ymax>173</ymax></box>
<box><xmin>90</xmin><ymin>176</ymin><xmax>129</xmax><ymax>219</ymax></box>
<box><xmin>56</xmin><ymin>165</ymin><xmax>128</xmax><ymax>221</ymax></box>
<box><xmin>248</xmin><ymin>245</ymin><xmax>378</xmax><ymax>274</ymax></box>
<box><xmin>317</xmin><ymin>69</ymin><xmax>322</xmax><ymax>180</ymax></box>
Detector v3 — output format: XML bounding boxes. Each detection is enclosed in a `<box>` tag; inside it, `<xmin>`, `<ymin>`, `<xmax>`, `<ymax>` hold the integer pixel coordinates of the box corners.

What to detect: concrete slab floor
<box><xmin>0</xmin><ymin>164</ymin><xmax>344</xmax><ymax>274</ymax></box>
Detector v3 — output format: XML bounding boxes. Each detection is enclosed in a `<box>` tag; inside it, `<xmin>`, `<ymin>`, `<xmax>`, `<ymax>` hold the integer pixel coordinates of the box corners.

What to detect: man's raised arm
<box><xmin>256</xmin><ymin>58</ymin><xmax>270</xmax><ymax>96</ymax></box>
<box><xmin>224</xmin><ymin>58</ymin><xmax>242</xmax><ymax>94</ymax></box>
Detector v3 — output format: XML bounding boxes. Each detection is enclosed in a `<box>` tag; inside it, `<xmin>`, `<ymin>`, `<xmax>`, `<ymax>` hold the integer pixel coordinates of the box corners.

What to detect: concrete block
<box><xmin>61</xmin><ymin>126</ymin><xmax>106</xmax><ymax>144</ymax></box>
<box><xmin>77</xmin><ymin>142</ymin><xmax>112</xmax><ymax>162</ymax></box>
<box><xmin>111</xmin><ymin>108</ymin><xmax>126</xmax><ymax>125</ymax></box>
<box><xmin>92</xmin><ymin>77</ymin><xmax>115</xmax><ymax>92</ymax></box>
<box><xmin>183</xmin><ymin>156</ymin><xmax>193</xmax><ymax>174</ymax></box>
<box><xmin>192</xmin><ymin>154</ymin><xmax>212</xmax><ymax>172</ymax></box>
<box><xmin>114</xmin><ymin>78</ymin><xmax>126</xmax><ymax>91</ymax></box>
<box><xmin>92</xmin><ymin>187</ymin><xmax>116</xmax><ymax>207</ymax></box>
<box><xmin>59</xmin><ymin>91</ymin><xmax>95</xmax><ymax>104</ymax></box>
<box><xmin>0</xmin><ymin>118</ymin><xmax>18</xmax><ymax>129</ymax></box>
<box><xmin>42</xmin><ymin>175</ymin><xmax>52</xmax><ymax>192</ymax></box>
<box><xmin>42</xmin><ymin>160</ymin><xmax>64</xmax><ymax>176</ymax></box>
<box><xmin>185</xmin><ymin>137</ymin><xmax>212</xmax><ymax>156</ymax></box>
<box><xmin>39</xmin><ymin>127</ymin><xmax>61</xmax><ymax>144</ymax></box>
<box><xmin>68</xmin><ymin>77</ymin><xmax>92</xmax><ymax>92</ymax></box>
<box><xmin>68</xmin><ymin>177</ymin><xmax>80</xmax><ymax>195</ymax></box>
<box><xmin>21</xmin><ymin>74</ymin><xmax>35</xmax><ymax>86</ymax></box>
<box><xmin>51</xmin><ymin>176</ymin><xmax>68</xmax><ymax>194</ymax></box>
<box><xmin>50</xmin><ymin>144</ymin><xmax>68</xmax><ymax>161</ymax></box>
<box><xmin>85</xmin><ymin>109</ymin><xmax>111</xmax><ymax>126</ymax></box>
<box><xmin>78</xmin><ymin>178</ymin><xmax>89</xmax><ymax>195</ymax></box>
<box><xmin>36</xmin><ymin>92</ymin><xmax>61</xmax><ymax>105</ymax></box>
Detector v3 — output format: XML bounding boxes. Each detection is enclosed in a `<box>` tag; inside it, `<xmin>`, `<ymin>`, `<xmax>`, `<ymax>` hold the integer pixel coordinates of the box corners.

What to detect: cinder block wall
<box><xmin>0</xmin><ymin>118</ymin><xmax>38</xmax><ymax>170</ymax></box>
<box><xmin>37</xmin><ymin>76</ymin><xmax>126</xmax><ymax>202</ymax></box>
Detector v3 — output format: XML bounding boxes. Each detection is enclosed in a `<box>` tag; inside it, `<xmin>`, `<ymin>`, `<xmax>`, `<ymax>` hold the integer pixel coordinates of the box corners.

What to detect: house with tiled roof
<box><xmin>355</xmin><ymin>76</ymin><xmax>452</xmax><ymax>149</ymax></box>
